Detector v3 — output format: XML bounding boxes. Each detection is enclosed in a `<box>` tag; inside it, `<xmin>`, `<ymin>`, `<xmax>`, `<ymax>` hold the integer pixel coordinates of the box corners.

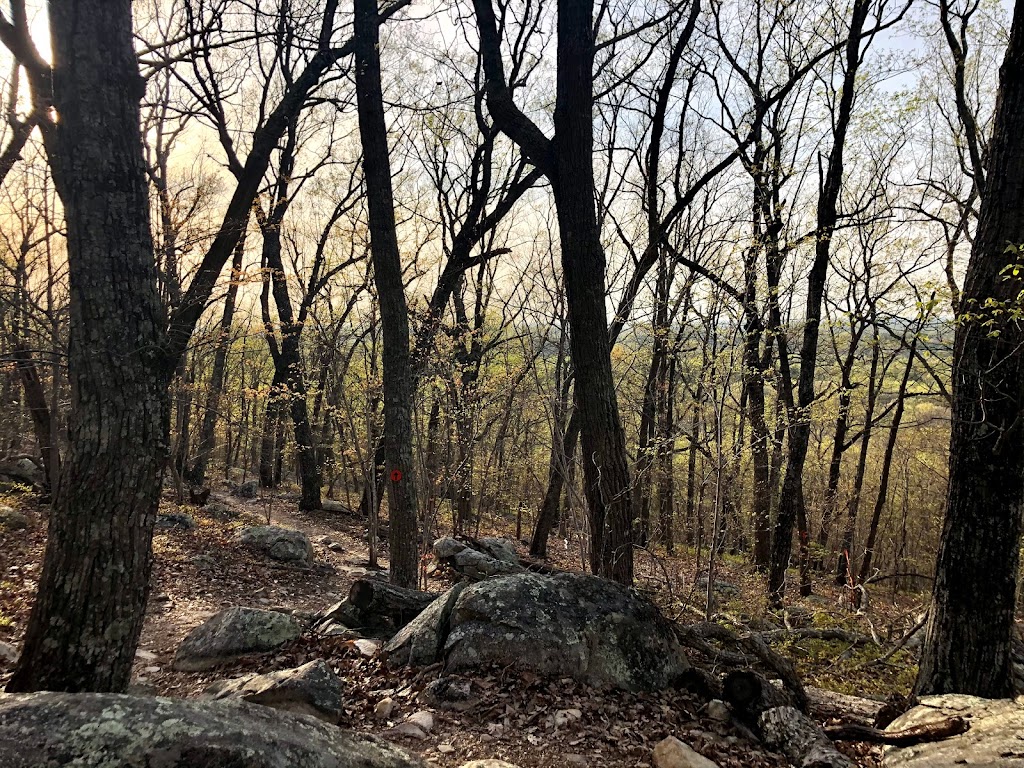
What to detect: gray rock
<box><xmin>432</xmin><ymin>537</ymin><xmax>523</xmax><ymax>580</ymax></box>
<box><xmin>205</xmin><ymin>501</ymin><xmax>237</xmax><ymax>520</ymax></box>
<box><xmin>0</xmin><ymin>506</ymin><xmax>29</xmax><ymax>531</ymax></box>
<box><xmin>321</xmin><ymin>499</ymin><xmax>353</xmax><ymax>514</ymax></box>
<box><xmin>0</xmin><ymin>640</ymin><xmax>18</xmax><ymax>663</ymax></box>
<box><xmin>694</xmin><ymin>573</ymin><xmax>740</xmax><ymax>597</ymax></box>
<box><xmin>385</xmin><ymin>572</ymin><xmax>689</xmax><ymax>692</ymax></box>
<box><xmin>0</xmin><ymin>692</ymin><xmax>424</xmax><ymax>768</ymax></box>
<box><xmin>477</xmin><ymin>537</ymin><xmax>520</xmax><ymax>564</ymax></box>
<box><xmin>232</xmin><ymin>479</ymin><xmax>260</xmax><ymax>498</ymax></box>
<box><xmin>154</xmin><ymin>512</ymin><xmax>196</xmax><ymax>531</ymax></box>
<box><xmin>236</xmin><ymin>525</ymin><xmax>313</xmax><ymax>564</ymax></box>
<box><xmin>385</xmin><ymin>584</ymin><xmax>468</xmax><ymax>667</ymax></box>
<box><xmin>883</xmin><ymin>694</ymin><xmax>1024</xmax><ymax>768</ymax></box>
<box><xmin>204</xmin><ymin>659</ymin><xmax>343</xmax><ymax>722</ymax></box>
<box><xmin>653</xmin><ymin>736</ymin><xmax>722</xmax><ymax>768</ymax></box>
<box><xmin>173</xmin><ymin>606</ymin><xmax>301</xmax><ymax>671</ymax></box>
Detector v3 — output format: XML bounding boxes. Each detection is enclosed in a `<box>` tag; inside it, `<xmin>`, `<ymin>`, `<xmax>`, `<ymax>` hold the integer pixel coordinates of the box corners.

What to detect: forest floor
<box><xmin>0</xmin><ymin>484</ymin><xmax>935</xmax><ymax>767</ymax></box>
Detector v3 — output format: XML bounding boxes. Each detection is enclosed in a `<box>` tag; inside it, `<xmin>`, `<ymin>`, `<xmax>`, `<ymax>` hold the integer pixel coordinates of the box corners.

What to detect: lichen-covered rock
<box><xmin>0</xmin><ymin>692</ymin><xmax>424</xmax><ymax>768</ymax></box>
<box><xmin>477</xmin><ymin>537</ymin><xmax>520</xmax><ymax>564</ymax></box>
<box><xmin>385</xmin><ymin>572</ymin><xmax>689</xmax><ymax>691</ymax></box>
<box><xmin>203</xmin><ymin>659</ymin><xmax>343</xmax><ymax>722</ymax></box>
<box><xmin>155</xmin><ymin>512</ymin><xmax>197</xmax><ymax>531</ymax></box>
<box><xmin>205</xmin><ymin>500</ymin><xmax>237</xmax><ymax>520</ymax></box>
<box><xmin>0</xmin><ymin>505</ymin><xmax>29</xmax><ymax>530</ymax></box>
<box><xmin>432</xmin><ymin>537</ymin><xmax>523</xmax><ymax>580</ymax></box>
<box><xmin>173</xmin><ymin>606</ymin><xmax>301</xmax><ymax>671</ymax></box>
<box><xmin>232</xmin><ymin>478</ymin><xmax>260</xmax><ymax>498</ymax></box>
<box><xmin>883</xmin><ymin>694</ymin><xmax>1024</xmax><ymax>768</ymax></box>
<box><xmin>385</xmin><ymin>584</ymin><xmax>468</xmax><ymax>666</ymax></box>
<box><xmin>236</xmin><ymin>525</ymin><xmax>313</xmax><ymax>564</ymax></box>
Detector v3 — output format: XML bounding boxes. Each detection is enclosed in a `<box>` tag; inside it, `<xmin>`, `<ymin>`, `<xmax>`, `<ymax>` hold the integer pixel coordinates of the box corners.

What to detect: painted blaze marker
<box><xmin>390</xmin><ymin>469</ymin><xmax>403</xmax><ymax>483</ymax></box>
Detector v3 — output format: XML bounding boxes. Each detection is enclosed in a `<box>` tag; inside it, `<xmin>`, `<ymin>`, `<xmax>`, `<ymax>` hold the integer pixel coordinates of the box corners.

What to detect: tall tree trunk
<box><xmin>549</xmin><ymin>0</ymin><xmax>633</xmax><ymax>583</ymax></box>
<box><xmin>657</xmin><ymin>356</ymin><xmax>677</xmax><ymax>552</ymax></box>
<box><xmin>768</xmin><ymin>0</ymin><xmax>870</xmax><ymax>606</ymax></box>
<box><xmin>7</xmin><ymin>0</ymin><xmax>168</xmax><ymax>692</ymax></box>
<box><xmin>10</xmin><ymin>345</ymin><xmax>58</xmax><ymax>493</ymax></box>
<box><xmin>531</xmin><ymin>411</ymin><xmax>579</xmax><ymax>557</ymax></box>
<box><xmin>916</xmin><ymin>0</ymin><xmax>1024</xmax><ymax>698</ymax></box>
<box><xmin>855</xmin><ymin>334</ymin><xmax>918</xmax><ymax>598</ymax></box>
<box><xmin>187</xmin><ymin>232</ymin><xmax>246</xmax><ymax>488</ymax></box>
<box><xmin>354</xmin><ymin>0</ymin><xmax>419</xmax><ymax>587</ymax></box>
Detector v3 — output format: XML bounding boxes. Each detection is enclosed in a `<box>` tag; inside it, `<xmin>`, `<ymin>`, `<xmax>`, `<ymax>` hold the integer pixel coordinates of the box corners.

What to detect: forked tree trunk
<box><xmin>916</xmin><ymin>0</ymin><xmax>1024</xmax><ymax>698</ymax></box>
<box><xmin>7</xmin><ymin>0</ymin><xmax>168</xmax><ymax>692</ymax></box>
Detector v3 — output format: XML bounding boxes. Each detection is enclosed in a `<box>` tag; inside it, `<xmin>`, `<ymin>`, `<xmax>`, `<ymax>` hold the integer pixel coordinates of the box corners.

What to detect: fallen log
<box><xmin>724</xmin><ymin>671</ymin><xmax>853</xmax><ymax>768</ymax></box>
<box><xmin>348</xmin><ymin>579</ymin><xmax>438</xmax><ymax>629</ymax></box>
<box><xmin>759</xmin><ymin>705</ymin><xmax>855</xmax><ymax>768</ymax></box>
<box><xmin>824</xmin><ymin>716</ymin><xmax>969</xmax><ymax>746</ymax></box>
<box><xmin>313</xmin><ymin>579</ymin><xmax>438</xmax><ymax>637</ymax></box>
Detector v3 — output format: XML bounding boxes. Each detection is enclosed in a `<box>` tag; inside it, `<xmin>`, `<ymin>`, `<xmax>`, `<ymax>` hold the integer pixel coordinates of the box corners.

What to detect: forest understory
<box><xmin>0</xmin><ymin>481</ymin><xmax>957</xmax><ymax>768</ymax></box>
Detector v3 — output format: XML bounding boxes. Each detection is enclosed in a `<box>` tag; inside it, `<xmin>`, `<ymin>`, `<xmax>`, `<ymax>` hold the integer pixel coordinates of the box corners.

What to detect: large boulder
<box><xmin>203</xmin><ymin>659</ymin><xmax>344</xmax><ymax>722</ymax></box>
<box><xmin>232</xmin><ymin>478</ymin><xmax>260</xmax><ymax>498</ymax></box>
<box><xmin>173</xmin><ymin>606</ymin><xmax>301</xmax><ymax>671</ymax></box>
<box><xmin>883</xmin><ymin>694</ymin><xmax>1024</xmax><ymax>768</ymax></box>
<box><xmin>0</xmin><ymin>692</ymin><xmax>424</xmax><ymax>768</ymax></box>
<box><xmin>384</xmin><ymin>572</ymin><xmax>688</xmax><ymax>691</ymax></box>
<box><xmin>236</xmin><ymin>525</ymin><xmax>313</xmax><ymax>564</ymax></box>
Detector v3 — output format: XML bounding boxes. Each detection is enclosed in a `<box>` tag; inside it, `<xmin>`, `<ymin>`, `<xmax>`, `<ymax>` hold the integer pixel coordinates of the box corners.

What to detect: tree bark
<box><xmin>7</xmin><ymin>0</ymin><xmax>167</xmax><ymax>692</ymax></box>
<box><xmin>354</xmin><ymin>0</ymin><xmax>419</xmax><ymax>588</ymax></box>
<box><xmin>916</xmin><ymin>0</ymin><xmax>1024</xmax><ymax>698</ymax></box>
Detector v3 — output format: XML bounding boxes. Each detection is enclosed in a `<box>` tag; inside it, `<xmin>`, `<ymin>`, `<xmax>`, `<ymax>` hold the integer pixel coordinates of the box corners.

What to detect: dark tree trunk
<box><xmin>259</xmin><ymin>214</ymin><xmax>322</xmax><ymax>510</ymax></box>
<box><xmin>7</xmin><ymin>0</ymin><xmax>168</xmax><ymax>693</ymax></box>
<box><xmin>354</xmin><ymin>0</ymin><xmax>419</xmax><ymax>587</ymax></box>
<box><xmin>473</xmin><ymin>0</ymin><xmax>634</xmax><ymax>583</ymax></box>
<box><xmin>531</xmin><ymin>412</ymin><xmax>579</xmax><ymax>558</ymax></box>
<box><xmin>551</xmin><ymin>0</ymin><xmax>633</xmax><ymax>583</ymax></box>
<box><xmin>916</xmin><ymin>0</ymin><xmax>1024</xmax><ymax>698</ymax></box>
<box><xmin>657</xmin><ymin>356</ymin><xmax>677</xmax><ymax>552</ymax></box>
<box><xmin>768</xmin><ymin>0</ymin><xmax>870</xmax><ymax>606</ymax></box>
<box><xmin>10</xmin><ymin>345</ymin><xmax>58</xmax><ymax>493</ymax></box>
<box><xmin>856</xmin><ymin>335</ymin><xmax>918</xmax><ymax>596</ymax></box>
<box><xmin>187</xmin><ymin>233</ymin><xmax>246</xmax><ymax>488</ymax></box>
<box><xmin>835</xmin><ymin>321</ymin><xmax>881</xmax><ymax>585</ymax></box>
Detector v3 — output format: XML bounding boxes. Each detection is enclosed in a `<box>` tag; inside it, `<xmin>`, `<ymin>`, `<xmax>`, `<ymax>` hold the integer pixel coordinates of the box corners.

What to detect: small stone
<box><xmin>354</xmin><ymin>639</ymin><xmax>380</xmax><ymax>657</ymax></box>
<box><xmin>386</xmin><ymin>721</ymin><xmax>428</xmax><ymax>740</ymax></box>
<box><xmin>375</xmin><ymin>697</ymin><xmax>395</xmax><ymax>719</ymax></box>
<box><xmin>437</xmin><ymin>744</ymin><xmax>455</xmax><ymax>754</ymax></box>
<box><xmin>235</xmin><ymin>525</ymin><xmax>313</xmax><ymax>564</ymax></box>
<box><xmin>134</xmin><ymin>649</ymin><xmax>157</xmax><ymax>662</ymax></box>
<box><xmin>653</xmin><ymin>737</ymin><xmax>721</xmax><ymax>768</ymax></box>
<box><xmin>144</xmin><ymin>665</ymin><xmax>161</xmax><ymax>674</ymax></box>
<box><xmin>328</xmin><ymin>542</ymin><xmax>345</xmax><ymax>552</ymax></box>
<box><xmin>706</xmin><ymin>699</ymin><xmax>731</xmax><ymax>722</ymax></box>
<box><xmin>406</xmin><ymin>710</ymin><xmax>434</xmax><ymax>733</ymax></box>
<box><xmin>458</xmin><ymin>762</ymin><xmax>522</xmax><ymax>768</ymax></box>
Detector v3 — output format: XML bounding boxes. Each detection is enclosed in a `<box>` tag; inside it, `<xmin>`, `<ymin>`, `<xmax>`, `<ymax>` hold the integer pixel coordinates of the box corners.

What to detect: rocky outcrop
<box><xmin>0</xmin><ymin>692</ymin><xmax>424</xmax><ymax>768</ymax></box>
<box><xmin>433</xmin><ymin>537</ymin><xmax>524</xmax><ymax>580</ymax></box>
<box><xmin>883</xmin><ymin>694</ymin><xmax>1024</xmax><ymax>767</ymax></box>
<box><xmin>173</xmin><ymin>606</ymin><xmax>301</xmax><ymax>671</ymax></box>
<box><xmin>203</xmin><ymin>659</ymin><xmax>344</xmax><ymax>722</ymax></box>
<box><xmin>236</xmin><ymin>525</ymin><xmax>313</xmax><ymax>564</ymax></box>
<box><xmin>384</xmin><ymin>572</ymin><xmax>689</xmax><ymax>691</ymax></box>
